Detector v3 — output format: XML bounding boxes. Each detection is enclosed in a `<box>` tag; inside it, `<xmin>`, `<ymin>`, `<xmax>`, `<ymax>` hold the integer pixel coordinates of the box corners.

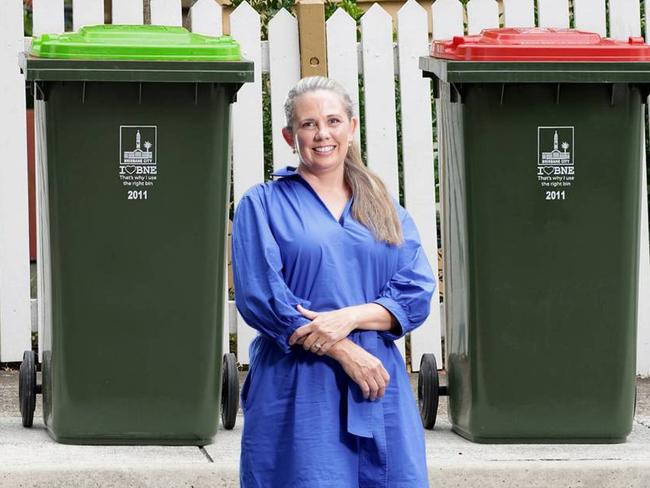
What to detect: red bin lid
<box><xmin>433</xmin><ymin>27</ymin><xmax>650</xmax><ymax>61</ymax></box>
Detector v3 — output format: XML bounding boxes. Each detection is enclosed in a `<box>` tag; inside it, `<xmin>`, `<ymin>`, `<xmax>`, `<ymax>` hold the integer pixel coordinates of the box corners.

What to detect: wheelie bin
<box><xmin>418</xmin><ymin>28</ymin><xmax>649</xmax><ymax>443</ymax></box>
<box><xmin>18</xmin><ymin>25</ymin><xmax>252</xmax><ymax>444</ymax></box>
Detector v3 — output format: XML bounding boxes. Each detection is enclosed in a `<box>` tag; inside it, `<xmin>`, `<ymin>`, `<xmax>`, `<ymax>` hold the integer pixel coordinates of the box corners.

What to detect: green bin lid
<box><xmin>31</xmin><ymin>24</ymin><xmax>241</xmax><ymax>61</ymax></box>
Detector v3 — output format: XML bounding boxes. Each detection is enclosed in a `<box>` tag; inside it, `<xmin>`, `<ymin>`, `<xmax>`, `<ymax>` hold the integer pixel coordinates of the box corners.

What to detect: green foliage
<box><xmin>357</xmin><ymin>75</ymin><xmax>367</xmax><ymax>163</ymax></box>
<box><xmin>24</xmin><ymin>5</ymin><xmax>33</xmax><ymax>37</ymax></box>
<box><xmin>228</xmin><ymin>0</ymin><xmax>363</xmax><ymax>40</ymax></box>
<box><xmin>262</xmin><ymin>74</ymin><xmax>274</xmax><ymax>180</ymax></box>
<box><xmin>325</xmin><ymin>0</ymin><xmax>364</xmax><ymax>22</ymax></box>
<box><xmin>642</xmin><ymin>1</ymin><xmax>647</xmax><ymax>39</ymax></box>
<box><xmin>229</xmin><ymin>0</ymin><xmax>296</xmax><ymax>39</ymax></box>
<box><xmin>395</xmin><ymin>77</ymin><xmax>404</xmax><ymax>206</ymax></box>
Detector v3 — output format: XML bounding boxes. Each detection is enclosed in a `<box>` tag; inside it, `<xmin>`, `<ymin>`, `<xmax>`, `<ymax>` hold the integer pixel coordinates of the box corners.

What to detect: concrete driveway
<box><xmin>1</xmin><ymin>369</ymin><xmax>649</xmax><ymax>487</ymax></box>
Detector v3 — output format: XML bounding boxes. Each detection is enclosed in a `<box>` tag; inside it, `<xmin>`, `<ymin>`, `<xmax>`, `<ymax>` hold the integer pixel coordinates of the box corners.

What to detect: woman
<box><xmin>232</xmin><ymin>76</ymin><xmax>435</xmax><ymax>488</ymax></box>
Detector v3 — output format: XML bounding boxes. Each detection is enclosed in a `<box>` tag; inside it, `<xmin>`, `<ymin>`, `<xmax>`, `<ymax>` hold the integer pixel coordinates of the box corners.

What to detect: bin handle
<box><xmin>34</xmin><ymin>81</ymin><xmax>47</xmax><ymax>101</ymax></box>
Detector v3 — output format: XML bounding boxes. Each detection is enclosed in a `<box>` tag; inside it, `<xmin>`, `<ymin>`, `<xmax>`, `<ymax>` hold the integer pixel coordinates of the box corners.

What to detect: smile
<box><xmin>313</xmin><ymin>146</ymin><xmax>336</xmax><ymax>153</ymax></box>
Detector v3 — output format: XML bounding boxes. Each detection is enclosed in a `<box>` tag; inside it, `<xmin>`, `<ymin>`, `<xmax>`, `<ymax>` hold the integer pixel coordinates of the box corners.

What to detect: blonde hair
<box><xmin>283</xmin><ymin>77</ymin><xmax>403</xmax><ymax>245</ymax></box>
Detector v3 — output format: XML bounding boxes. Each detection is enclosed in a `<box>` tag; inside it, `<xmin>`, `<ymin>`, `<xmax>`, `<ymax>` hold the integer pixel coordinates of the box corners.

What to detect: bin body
<box><xmin>421</xmin><ymin>28</ymin><xmax>647</xmax><ymax>443</ymax></box>
<box><xmin>23</xmin><ymin>25</ymin><xmax>253</xmax><ymax>444</ymax></box>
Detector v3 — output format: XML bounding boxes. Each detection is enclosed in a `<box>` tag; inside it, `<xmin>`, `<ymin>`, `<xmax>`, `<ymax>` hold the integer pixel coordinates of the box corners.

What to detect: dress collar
<box><xmin>271</xmin><ymin>166</ymin><xmax>300</xmax><ymax>179</ymax></box>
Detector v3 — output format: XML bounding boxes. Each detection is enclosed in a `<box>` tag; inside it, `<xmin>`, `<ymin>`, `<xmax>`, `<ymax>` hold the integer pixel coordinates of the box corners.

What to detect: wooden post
<box><xmin>296</xmin><ymin>0</ymin><xmax>327</xmax><ymax>77</ymax></box>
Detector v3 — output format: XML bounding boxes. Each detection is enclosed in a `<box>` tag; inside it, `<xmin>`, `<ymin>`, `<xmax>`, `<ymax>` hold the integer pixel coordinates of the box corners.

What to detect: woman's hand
<box><xmin>289</xmin><ymin>305</ymin><xmax>357</xmax><ymax>355</ymax></box>
<box><xmin>327</xmin><ymin>339</ymin><xmax>390</xmax><ymax>401</ymax></box>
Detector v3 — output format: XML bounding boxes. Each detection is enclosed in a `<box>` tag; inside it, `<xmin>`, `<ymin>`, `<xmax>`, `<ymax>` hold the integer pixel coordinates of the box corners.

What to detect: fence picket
<box><xmin>431</xmin><ymin>0</ymin><xmax>465</xmax><ymax>40</ymax></box>
<box><xmin>236</xmin><ymin>310</ymin><xmax>257</xmax><ymax>365</ymax></box>
<box><xmin>189</xmin><ymin>0</ymin><xmax>223</xmax><ymax>36</ymax></box>
<box><xmin>466</xmin><ymin>0</ymin><xmax>500</xmax><ymax>35</ymax></box>
<box><xmin>268</xmin><ymin>9</ymin><xmax>300</xmax><ymax>171</ymax></box>
<box><xmin>35</xmin><ymin>101</ymin><xmax>51</xmax><ymax>363</ymax></box>
<box><xmin>397</xmin><ymin>0</ymin><xmax>442</xmax><ymax>369</ymax></box>
<box><xmin>188</xmin><ymin>0</ymin><xmax>226</xmax><ymax>356</ymax></box>
<box><xmin>32</xmin><ymin>0</ymin><xmax>65</xmax><ymax>35</ymax></box>
<box><xmin>431</xmin><ymin>0</ymin><xmax>463</xmax><ymax>368</ymax></box>
<box><xmin>150</xmin><ymin>0</ymin><xmax>182</xmax><ymax>27</ymax></box>
<box><xmin>230</xmin><ymin>1</ymin><xmax>264</xmax><ymax>205</ymax></box>
<box><xmin>112</xmin><ymin>0</ymin><xmax>144</xmax><ymax>25</ymax></box>
<box><xmin>0</xmin><ymin>0</ymin><xmax>31</xmax><ymax>362</ymax></box>
<box><xmin>360</xmin><ymin>4</ymin><xmax>399</xmax><ymax>198</ymax></box>
<box><xmin>638</xmin><ymin>1</ymin><xmax>650</xmax><ymax>377</ymax></box>
<box><xmin>609</xmin><ymin>0</ymin><xmax>641</xmax><ymax>40</ymax></box>
<box><xmin>638</xmin><ymin>111</ymin><xmax>650</xmax><ymax>376</ymax></box>
<box><xmin>502</xmin><ymin>0</ymin><xmax>535</xmax><ymax>28</ymax></box>
<box><xmin>431</xmin><ymin>0</ymin><xmax>463</xmax><ymax>369</ymax></box>
<box><xmin>230</xmin><ymin>2</ymin><xmax>265</xmax><ymax>365</ymax></box>
<box><xmin>73</xmin><ymin>0</ymin><xmax>105</xmax><ymax>31</ymax></box>
<box><xmin>326</xmin><ymin>9</ymin><xmax>360</xmax><ymax>146</ymax></box>
<box><xmin>639</xmin><ymin>167</ymin><xmax>650</xmax><ymax>376</ymax></box>
<box><xmin>537</xmin><ymin>0</ymin><xmax>569</xmax><ymax>28</ymax></box>
<box><xmin>573</xmin><ymin>0</ymin><xmax>606</xmax><ymax>36</ymax></box>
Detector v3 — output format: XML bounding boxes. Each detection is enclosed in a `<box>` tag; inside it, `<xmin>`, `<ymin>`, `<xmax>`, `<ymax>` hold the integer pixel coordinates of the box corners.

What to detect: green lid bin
<box><xmin>18</xmin><ymin>25</ymin><xmax>253</xmax><ymax>445</ymax></box>
<box><xmin>418</xmin><ymin>28</ymin><xmax>649</xmax><ymax>443</ymax></box>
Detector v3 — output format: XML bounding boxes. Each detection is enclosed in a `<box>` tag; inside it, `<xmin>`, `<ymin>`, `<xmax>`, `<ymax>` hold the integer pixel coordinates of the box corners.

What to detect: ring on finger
<box><xmin>313</xmin><ymin>343</ymin><xmax>322</xmax><ymax>350</ymax></box>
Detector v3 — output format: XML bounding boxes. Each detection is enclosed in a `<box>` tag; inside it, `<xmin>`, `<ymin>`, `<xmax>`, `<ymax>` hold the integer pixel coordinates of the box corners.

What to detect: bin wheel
<box><xmin>19</xmin><ymin>350</ymin><xmax>37</xmax><ymax>428</ymax></box>
<box><xmin>221</xmin><ymin>353</ymin><xmax>239</xmax><ymax>430</ymax></box>
<box><xmin>418</xmin><ymin>353</ymin><xmax>439</xmax><ymax>430</ymax></box>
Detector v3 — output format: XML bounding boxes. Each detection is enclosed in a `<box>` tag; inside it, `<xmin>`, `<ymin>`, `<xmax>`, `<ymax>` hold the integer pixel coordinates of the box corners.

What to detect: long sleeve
<box><xmin>373</xmin><ymin>211</ymin><xmax>436</xmax><ymax>340</ymax></box>
<box><xmin>232</xmin><ymin>188</ymin><xmax>311</xmax><ymax>353</ymax></box>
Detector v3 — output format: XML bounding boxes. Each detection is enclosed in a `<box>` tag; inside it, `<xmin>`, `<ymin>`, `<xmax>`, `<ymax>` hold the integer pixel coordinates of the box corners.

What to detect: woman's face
<box><xmin>283</xmin><ymin>89</ymin><xmax>358</xmax><ymax>175</ymax></box>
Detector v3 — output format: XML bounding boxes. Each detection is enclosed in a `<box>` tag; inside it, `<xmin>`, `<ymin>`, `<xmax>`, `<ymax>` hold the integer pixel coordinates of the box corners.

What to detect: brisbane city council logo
<box><xmin>537</xmin><ymin>126</ymin><xmax>575</xmax><ymax>199</ymax></box>
<box><xmin>119</xmin><ymin>125</ymin><xmax>158</xmax><ymax>193</ymax></box>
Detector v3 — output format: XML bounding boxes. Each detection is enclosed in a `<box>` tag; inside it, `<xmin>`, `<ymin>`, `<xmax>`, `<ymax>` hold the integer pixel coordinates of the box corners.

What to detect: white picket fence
<box><xmin>0</xmin><ymin>0</ymin><xmax>649</xmax><ymax>375</ymax></box>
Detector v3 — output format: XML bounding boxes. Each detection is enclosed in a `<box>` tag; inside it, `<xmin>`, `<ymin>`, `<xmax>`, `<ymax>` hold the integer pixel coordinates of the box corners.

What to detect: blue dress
<box><xmin>232</xmin><ymin>166</ymin><xmax>435</xmax><ymax>488</ymax></box>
